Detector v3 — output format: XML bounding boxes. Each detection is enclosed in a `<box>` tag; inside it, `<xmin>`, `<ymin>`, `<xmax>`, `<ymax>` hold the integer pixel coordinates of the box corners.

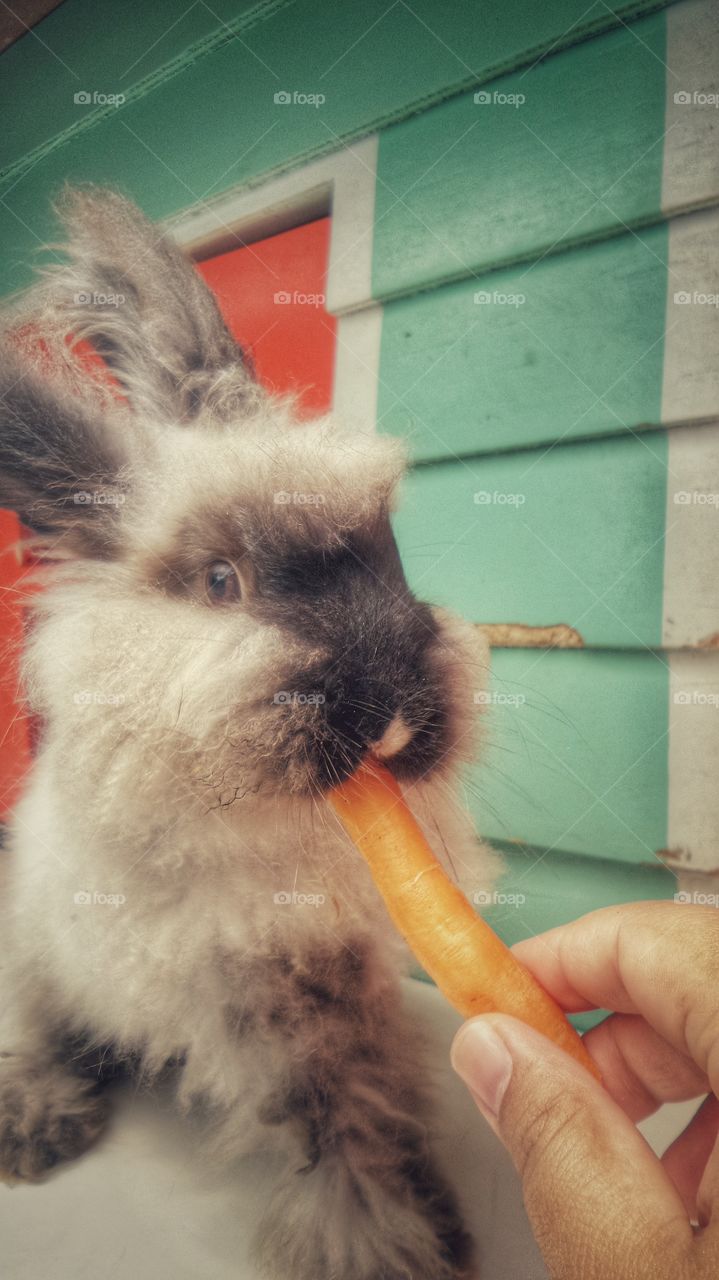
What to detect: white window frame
<box><xmin>166</xmin><ymin>137</ymin><xmax>382</xmax><ymax>431</ymax></box>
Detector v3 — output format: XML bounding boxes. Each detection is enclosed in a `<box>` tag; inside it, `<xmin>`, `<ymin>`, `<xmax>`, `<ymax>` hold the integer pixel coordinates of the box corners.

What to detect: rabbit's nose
<box><xmin>370</xmin><ymin>714</ymin><xmax>414</xmax><ymax>760</ymax></box>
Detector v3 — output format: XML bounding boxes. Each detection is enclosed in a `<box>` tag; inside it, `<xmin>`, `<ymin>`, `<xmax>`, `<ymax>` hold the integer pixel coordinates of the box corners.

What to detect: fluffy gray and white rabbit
<box><xmin>0</xmin><ymin>188</ymin><xmax>499</xmax><ymax>1279</ymax></box>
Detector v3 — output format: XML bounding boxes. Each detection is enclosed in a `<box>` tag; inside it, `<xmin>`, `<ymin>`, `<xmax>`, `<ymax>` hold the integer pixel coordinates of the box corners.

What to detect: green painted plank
<box><xmin>465</xmin><ymin>649</ymin><xmax>669</xmax><ymax>864</ymax></box>
<box><xmin>0</xmin><ymin>0</ymin><xmax>672</xmax><ymax>179</ymax></box>
<box><xmin>479</xmin><ymin>843</ymin><xmax>675</xmax><ymax>946</ymax></box>
<box><xmin>393</xmin><ymin>433</ymin><xmax>668</xmax><ymax>648</ymax></box>
<box><xmin>0</xmin><ymin>0</ymin><xmax>671</xmax><ymax>298</ymax></box>
<box><xmin>378</xmin><ymin>224</ymin><xmax>668</xmax><ymax>460</ymax></box>
<box><xmin>373</xmin><ymin>11</ymin><xmax>668</xmax><ymax>300</ymax></box>
<box><xmin>479</xmin><ymin>845</ymin><xmax>675</xmax><ymax>1031</ymax></box>
<box><xmin>0</xmin><ymin>0</ymin><xmax>269</xmax><ymax>174</ymax></box>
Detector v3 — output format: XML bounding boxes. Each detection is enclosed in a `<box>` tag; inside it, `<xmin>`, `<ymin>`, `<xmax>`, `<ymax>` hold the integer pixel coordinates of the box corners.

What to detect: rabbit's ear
<box><xmin>40</xmin><ymin>186</ymin><xmax>255</xmax><ymax>426</ymax></box>
<box><xmin>0</xmin><ymin>353</ymin><xmax>127</xmax><ymax>558</ymax></box>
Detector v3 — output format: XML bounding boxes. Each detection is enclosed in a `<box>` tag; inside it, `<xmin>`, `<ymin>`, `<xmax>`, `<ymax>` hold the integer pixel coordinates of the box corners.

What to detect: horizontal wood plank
<box><xmin>377</xmin><ymin>224</ymin><xmax>669</xmax><ymax>458</ymax></box>
<box><xmin>464</xmin><ymin>648</ymin><xmax>669</xmax><ymax>865</ymax></box>
<box><xmin>394</xmin><ymin>432</ymin><xmax>669</xmax><ymax>649</ymax></box>
<box><xmin>371</xmin><ymin>1</ymin><xmax>718</xmax><ymax>305</ymax></box>
<box><xmin>0</xmin><ymin>0</ymin><xmax>677</xmax><ymax>299</ymax></box>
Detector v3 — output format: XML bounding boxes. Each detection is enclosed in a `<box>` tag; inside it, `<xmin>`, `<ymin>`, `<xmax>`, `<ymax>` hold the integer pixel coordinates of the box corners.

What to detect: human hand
<box><xmin>451</xmin><ymin>901</ymin><xmax>719</xmax><ymax>1279</ymax></box>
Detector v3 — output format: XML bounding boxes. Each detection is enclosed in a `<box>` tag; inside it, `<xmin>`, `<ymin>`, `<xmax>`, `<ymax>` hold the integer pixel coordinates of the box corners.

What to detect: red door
<box><xmin>0</xmin><ymin>217</ymin><xmax>338</xmax><ymax>816</ymax></box>
<box><xmin>197</xmin><ymin>217</ymin><xmax>336</xmax><ymax>416</ymax></box>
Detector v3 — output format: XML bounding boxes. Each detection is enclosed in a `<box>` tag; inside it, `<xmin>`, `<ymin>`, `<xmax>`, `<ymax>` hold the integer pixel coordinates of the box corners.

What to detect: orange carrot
<box><xmin>329</xmin><ymin>758</ymin><xmax>600</xmax><ymax>1081</ymax></box>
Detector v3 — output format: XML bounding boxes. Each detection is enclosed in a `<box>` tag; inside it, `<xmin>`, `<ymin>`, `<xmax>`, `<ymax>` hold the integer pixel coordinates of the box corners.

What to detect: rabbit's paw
<box><xmin>0</xmin><ymin>1058</ymin><xmax>110</xmax><ymax>1182</ymax></box>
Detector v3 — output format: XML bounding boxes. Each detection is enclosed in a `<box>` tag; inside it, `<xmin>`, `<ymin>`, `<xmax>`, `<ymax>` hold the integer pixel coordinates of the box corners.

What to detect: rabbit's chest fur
<box><xmin>5</xmin><ymin>747</ymin><xmax>405</xmax><ymax>1070</ymax></box>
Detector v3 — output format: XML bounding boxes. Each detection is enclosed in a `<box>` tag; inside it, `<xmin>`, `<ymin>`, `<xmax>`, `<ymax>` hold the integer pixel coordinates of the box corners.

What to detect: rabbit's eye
<box><xmin>204</xmin><ymin>560</ymin><xmax>241</xmax><ymax>605</ymax></box>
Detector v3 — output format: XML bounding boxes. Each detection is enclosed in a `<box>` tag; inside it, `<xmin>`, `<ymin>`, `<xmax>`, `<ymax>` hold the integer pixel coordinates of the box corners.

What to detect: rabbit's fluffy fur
<box><xmin>0</xmin><ymin>188</ymin><xmax>499</xmax><ymax>1278</ymax></box>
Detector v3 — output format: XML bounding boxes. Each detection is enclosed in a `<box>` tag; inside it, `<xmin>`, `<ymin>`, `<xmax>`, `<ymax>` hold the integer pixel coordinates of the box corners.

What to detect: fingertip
<box><xmin>451</xmin><ymin>1017</ymin><xmax>513</xmax><ymax>1118</ymax></box>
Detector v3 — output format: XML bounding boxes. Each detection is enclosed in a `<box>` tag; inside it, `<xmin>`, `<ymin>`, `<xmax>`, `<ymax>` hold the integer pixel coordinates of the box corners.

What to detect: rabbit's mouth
<box><xmin>257</xmin><ymin>644</ymin><xmax>464</xmax><ymax>796</ymax></box>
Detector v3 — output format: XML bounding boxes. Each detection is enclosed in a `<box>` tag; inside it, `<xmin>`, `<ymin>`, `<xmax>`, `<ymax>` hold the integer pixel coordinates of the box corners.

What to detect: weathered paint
<box><xmin>478</xmin><ymin>623</ymin><xmax>584</xmax><ymax>649</ymax></box>
<box><xmin>393</xmin><ymin>432</ymin><xmax>668</xmax><ymax>649</ymax></box>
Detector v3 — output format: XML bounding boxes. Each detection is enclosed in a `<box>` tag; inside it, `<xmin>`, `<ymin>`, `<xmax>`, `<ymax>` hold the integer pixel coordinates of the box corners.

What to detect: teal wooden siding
<box><xmin>372</xmin><ymin>12</ymin><xmax>669</xmax><ymax>298</ymax></box>
<box><xmin>395</xmin><ymin>432</ymin><xmax>668</xmax><ymax>648</ymax></box>
<box><xmin>481</xmin><ymin>844</ymin><xmax>675</xmax><ymax>948</ymax></box>
<box><xmin>377</xmin><ymin>227</ymin><xmax>669</xmax><ymax>458</ymax></box>
<box><xmin>3</xmin><ymin>0</ymin><xmax>717</xmax><ymax>933</ymax></box>
<box><xmin>0</xmin><ymin>0</ymin><xmax>674</xmax><ymax>297</ymax></box>
<box><xmin>474</xmin><ymin>649</ymin><xmax>669</xmax><ymax>863</ymax></box>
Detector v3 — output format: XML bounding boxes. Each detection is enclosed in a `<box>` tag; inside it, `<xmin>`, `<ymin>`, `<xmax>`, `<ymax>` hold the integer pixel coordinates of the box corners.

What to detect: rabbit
<box><xmin>0</xmin><ymin>187</ymin><xmax>500</xmax><ymax>1280</ymax></box>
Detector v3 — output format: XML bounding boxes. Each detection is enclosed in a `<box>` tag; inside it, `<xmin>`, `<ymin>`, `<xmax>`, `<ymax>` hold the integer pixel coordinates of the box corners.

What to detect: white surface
<box><xmin>0</xmin><ymin>980</ymin><xmax>697</xmax><ymax>1280</ymax></box>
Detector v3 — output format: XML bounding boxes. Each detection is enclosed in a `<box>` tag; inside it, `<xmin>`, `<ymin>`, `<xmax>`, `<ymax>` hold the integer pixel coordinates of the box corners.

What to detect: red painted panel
<box><xmin>0</xmin><ymin>510</ymin><xmax>31</xmax><ymax>816</ymax></box>
<box><xmin>197</xmin><ymin>217</ymin><xmax>336</xmax><ymax>415</ymax></box>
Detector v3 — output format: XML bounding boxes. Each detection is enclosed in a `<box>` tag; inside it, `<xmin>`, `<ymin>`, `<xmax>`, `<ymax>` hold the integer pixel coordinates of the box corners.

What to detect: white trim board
<box><xmin>667</xmin><ymin>650</ymin><xmax>719</xmax><ymax>872</ymax></box>
<box><xmin>166</xmin><ymin>136</ymin><xmax>382</xmax><ymax>429</ymax></box>
<box><xmin>662</xmin><ymin>0</ymin><xmax>719</xmax><ymax>217</ymax></box>
<box><xmin>166</xmin><ymin>136</ymin><xmax>378</xmax><ymax>317</ymax></box>
<box><xmin>663</xmin><ymin>423</ymin><xmax>719</xmax><ymax>648</ymax></box>
<box><xmin>661</xmin><ymin>207</ymin><xmax>719</xmax><ymax>649</ymax></box>
<box><xmin>661</xmin><ymin>207</ymin><xmax>719</xmax><ymax>427</ymax></box>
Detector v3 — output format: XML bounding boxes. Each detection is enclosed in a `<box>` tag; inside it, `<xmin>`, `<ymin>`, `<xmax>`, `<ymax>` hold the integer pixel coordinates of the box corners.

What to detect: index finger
<box><xmin>511</xmin><ymin>901</ymin><xmax>719</xmax><ymax>1092</ymax></box>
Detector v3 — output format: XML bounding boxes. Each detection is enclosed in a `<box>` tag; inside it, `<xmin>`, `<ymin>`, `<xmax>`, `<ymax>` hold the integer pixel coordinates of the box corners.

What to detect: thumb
<box><xmin>451</xmin><ymin>1014</ymin><xmax>693</xmax><ymax>1280</ymax></box>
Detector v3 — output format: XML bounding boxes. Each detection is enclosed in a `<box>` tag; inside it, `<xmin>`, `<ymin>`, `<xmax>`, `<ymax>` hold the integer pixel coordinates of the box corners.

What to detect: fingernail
<box><xmin>451</xmin><ymin>1020</ymin><xmax>513</xmax><ymax>1117</ymax></box>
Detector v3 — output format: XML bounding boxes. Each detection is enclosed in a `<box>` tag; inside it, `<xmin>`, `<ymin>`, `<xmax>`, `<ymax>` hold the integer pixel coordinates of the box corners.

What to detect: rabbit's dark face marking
<box><xmin>126</xmin><ymin>427</ymin><xmax>474</xmax><ymax>795</ymax></box>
